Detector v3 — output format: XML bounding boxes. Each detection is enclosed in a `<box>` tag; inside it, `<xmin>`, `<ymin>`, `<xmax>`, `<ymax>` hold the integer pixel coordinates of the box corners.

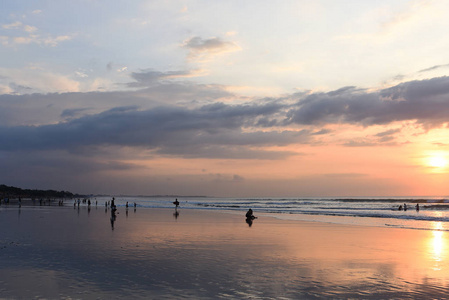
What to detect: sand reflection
<box><xmin>2</xmin><ymin>207</ymin><xmax>449</xmax><ymax>299</ymax></box>
<box><xmin>430</xmin><ymin>221</ymin><xmax>445</xmax><ymax>270</ymax></box>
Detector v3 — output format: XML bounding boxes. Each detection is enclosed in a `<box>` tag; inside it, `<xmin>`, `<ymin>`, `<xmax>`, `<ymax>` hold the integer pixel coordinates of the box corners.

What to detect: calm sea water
<box><xmin>93</xmin><ymin>196</ymin><xmax>449</xmax><ymax>231</ymax></box>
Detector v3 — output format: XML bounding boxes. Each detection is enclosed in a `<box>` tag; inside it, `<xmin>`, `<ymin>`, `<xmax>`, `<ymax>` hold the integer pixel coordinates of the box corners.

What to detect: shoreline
<box><xmin>1</xmin><ymin>200</ymin><xmax>448</xmax><ymax>232</ymax></box>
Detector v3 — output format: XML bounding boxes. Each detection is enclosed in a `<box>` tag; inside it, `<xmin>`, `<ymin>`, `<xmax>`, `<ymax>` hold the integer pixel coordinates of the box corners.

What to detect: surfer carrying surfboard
<box><xmin>173</xmin><ymin>198</ymin><xmax>180</xmax><ymax>208</ymax></box>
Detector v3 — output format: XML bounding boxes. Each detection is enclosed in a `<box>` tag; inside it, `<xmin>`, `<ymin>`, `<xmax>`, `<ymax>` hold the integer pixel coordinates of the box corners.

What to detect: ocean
<box><xmin>93</xmin><ymin>196</ymin><xmax>449</xmax><ymax>231</ymax></box>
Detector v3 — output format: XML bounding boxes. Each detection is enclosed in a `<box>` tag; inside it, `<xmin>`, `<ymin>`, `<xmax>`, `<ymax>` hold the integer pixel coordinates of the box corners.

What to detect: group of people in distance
<box><xmin>398</xmin><ymin>203</ymin><xmax>419</xmax><ymax>211</ymax></box>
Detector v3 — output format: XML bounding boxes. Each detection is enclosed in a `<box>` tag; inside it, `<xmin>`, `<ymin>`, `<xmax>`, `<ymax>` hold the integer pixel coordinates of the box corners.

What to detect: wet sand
<box><xmin>1</xmin><ymin>205</ymin><xmax>449</xmax><ymax>299</ymax></box>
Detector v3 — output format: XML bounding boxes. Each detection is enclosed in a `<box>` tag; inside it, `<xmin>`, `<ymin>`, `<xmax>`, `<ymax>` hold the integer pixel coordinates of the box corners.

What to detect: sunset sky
<box><xmin>1</xmin><ymin>0</ymin><xmax>449</xmax><ymax>197</ymax></box>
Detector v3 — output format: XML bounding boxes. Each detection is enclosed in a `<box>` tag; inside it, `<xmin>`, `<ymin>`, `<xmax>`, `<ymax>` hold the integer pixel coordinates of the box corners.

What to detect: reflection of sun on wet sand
<box><xmin>1</xmin><ymin>206</ymin><xmax>449</xmax><ymax>298</ymax></box>
<box><xmin>429</xmin><ymin>221</ymin><xmax>446</xmax><ymax>271</ymax></box>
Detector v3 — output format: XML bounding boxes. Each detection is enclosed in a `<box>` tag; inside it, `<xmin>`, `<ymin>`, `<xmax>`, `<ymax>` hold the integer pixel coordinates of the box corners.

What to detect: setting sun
<box><xmin>427</xmin><ymin>154</ymin><xmax>448</xmax><ymax>169</ymax></box>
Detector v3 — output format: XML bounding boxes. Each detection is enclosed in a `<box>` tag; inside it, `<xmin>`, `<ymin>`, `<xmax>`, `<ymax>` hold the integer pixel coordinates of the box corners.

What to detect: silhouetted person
<box><xmin>111</xmin><ymin>198</ymin><xmax>116</xmax><ymax>211</ymax></box>
<box><xmin>398</xmin><ymin>205</ymin><xmax>403</xmax><ymax>211</ymax></box>
<box><xmin>126</xmin><ymin>201</ymin><xmax>129</xmax><ymax>208</ymax></box>
<box><xmin>416</xmin><ymin>203</ymin><xmax>420</xmax><ymax>211</ymax></box>
<box><xmin>245</xmin><ymin>209</ymin><xmax>257</xmax><ymax>227</ymax></box>
<box><xmin>404</xmin><ymin>203</ymin><xmax>407</xmax><ymax>211</ymax></box>
<box><xmin>173</xmin><ymin>198</ymin><xmax>180</xmax><ymax>208</ymax></box>
<box><xmin>246</xmin><ymin>209</ymin><xmax>256</xmax><ymax>219</ymax></box>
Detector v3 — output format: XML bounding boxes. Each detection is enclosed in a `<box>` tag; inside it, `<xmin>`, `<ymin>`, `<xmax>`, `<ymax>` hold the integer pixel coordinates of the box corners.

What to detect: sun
<box><xmin>427</xmin><ymin>154</ymin><xmax>448</xmax><ymax>168</ymax></box>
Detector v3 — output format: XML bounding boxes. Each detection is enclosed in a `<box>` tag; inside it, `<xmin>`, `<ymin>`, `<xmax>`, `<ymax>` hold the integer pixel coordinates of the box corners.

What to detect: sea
<box><xmin>92</xmin><ymin>195</ymin><xmax>449</xmax><ymax>231</ymax></box>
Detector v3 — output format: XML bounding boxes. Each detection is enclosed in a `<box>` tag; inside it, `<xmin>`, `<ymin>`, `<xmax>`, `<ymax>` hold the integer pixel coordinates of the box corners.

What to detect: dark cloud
<box><xmin>127</xmin><ymin>69</ymin><xmax>196</xmax><ymax>88</ymax></box>
<box><xmin>311</xmin><ymin>129</ymin><xmax>332</xmax><ymax>135</ymax></box>
<box><xmin>3</xmin><ymin>71</ymin><xmax>449</xmax><ymax>194</ymax></box>
<box><xmin>3</xmin><ymin>74</ymin><xmax>449</xmax><ymax>161</ymax></box>
<box><xmin>286</xmin><ymin>76</ymin><xmax>449</xmax><ymax>129</ymax></box>
<box><xmin>0</xmin><ymin>101</ymin><xmax>305</xmax><ymax>159</ymax></box>
<box><xmin>61</xmin><ymin>108</ymin><xmax>90</xmax><ymax>119</ymax></box>
<box><xmin>342</xmin><ymin>140</ymin><xmax>377</xmax><ymax>147</ymax></box>
<box><xmin>9</xmin><ymin>82</ymin><xmax>33</xmax><ymax>94</ymax></box>
<box><xmin>0</xmin><ymin>80</ymin><xmax>233</xmax><ymax>127</ymax></box>
<box><xmin>419</xmin><ymin>63</ymin><xmax>449</xmax><ymax>73</ymax></box>
<box><xmin>374</xmin><ymin>128</ymin><xmax>401</xmax><ymax>137</ymax></box>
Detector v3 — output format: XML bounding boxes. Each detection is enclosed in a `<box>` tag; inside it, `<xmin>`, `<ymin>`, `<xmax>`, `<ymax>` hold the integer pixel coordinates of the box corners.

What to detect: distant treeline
<box><xmin>0</xmin><ymin>184</ymin><xmax>82</xmax><ymax>199</ymax></box>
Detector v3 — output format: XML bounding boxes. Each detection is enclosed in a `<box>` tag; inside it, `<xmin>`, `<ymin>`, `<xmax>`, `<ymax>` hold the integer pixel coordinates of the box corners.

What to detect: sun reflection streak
<box><xmin>430</xmin><ymin>221</ymin><xmax>445</xmax><ymax>270</ymax></box>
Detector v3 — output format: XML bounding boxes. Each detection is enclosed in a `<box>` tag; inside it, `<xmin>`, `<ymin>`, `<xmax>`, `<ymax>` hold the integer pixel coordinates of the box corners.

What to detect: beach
<box><xmin>1</xmin><ymin>204</ymin><xmax>449</xmax><ymax>299</ymax></box>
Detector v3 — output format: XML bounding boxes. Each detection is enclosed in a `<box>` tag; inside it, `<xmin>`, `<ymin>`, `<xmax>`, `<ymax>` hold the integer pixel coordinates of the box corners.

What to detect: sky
<box><xmin>1</xmin><ymin>0</ymin><xmax>449</xmax><ymax>197</ymax></box>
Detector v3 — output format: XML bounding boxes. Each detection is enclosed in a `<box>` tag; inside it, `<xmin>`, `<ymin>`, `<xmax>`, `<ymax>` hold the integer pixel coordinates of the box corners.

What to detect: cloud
<box><xmin>127</xmin><ymin>69</ymin><xmax>201</xmax><ymax>87</ymax></box>
<box><xmin>182</xmin><ymin>36</ymin><xmax>240</xmax><ymax>61</ymax></box>
<box><xmin>3</xmin><ymin>72</ymin><xmax>449</xmax><ymax>158</ymax></box>
<box><xmin>2</xmin><ymin>21</ymin><xmax>23</xmax><ymax>29</ymax></box>
<box><xmin>23</xmin><ymin>25</ymin><xmax>38</xmax><ymax>33</ymax></box>
<box><xmin>286</xmin><ymin>76</ymin><xmax>449</xmax><ymax>129</ymax></box>
<box><xmin>208</xmin><ymin>173</ymin><xmax>245</xmax><ymax>183</ymax></box>
<box><xmin>4</xmin><ymin>70</ymin><xmax>449</xmax><ymax>193</ymax></box>
<box><xmin>61</xmin><ymin>108</ymin><xmax>90</xmax><ymax>120</ymax></box>
<box><xmin>75</xmin><ymin>71</ymin><xmax>88</xmax><ymax>78</ymax></box>
<box><xmin>1</xmin><ymin>19</ymin><xmax>72</xmax><ymax>47</ymax></box>
<box><xmin>0</xmin><ymin>101</ymin><xmax>304</xmax><ymax>160</ymax></box>
<box><xmin>3</xmin><ymin>33</ymin><xmax>72</xmax><ymax>47</ymax></box>
<box><xmin>374</xmin><ymin>128</ymin><xmax>401</xmax><ymax>137</ymax></box>
<box><xmin>0</xmin><ymin>68</ymin><xmax>80</xmax><ymax>95</ymax></box>
<box><xmin>419</xmin><ymin>63</ymin><xmax>449</xmax><ymax>73</ymax></box>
